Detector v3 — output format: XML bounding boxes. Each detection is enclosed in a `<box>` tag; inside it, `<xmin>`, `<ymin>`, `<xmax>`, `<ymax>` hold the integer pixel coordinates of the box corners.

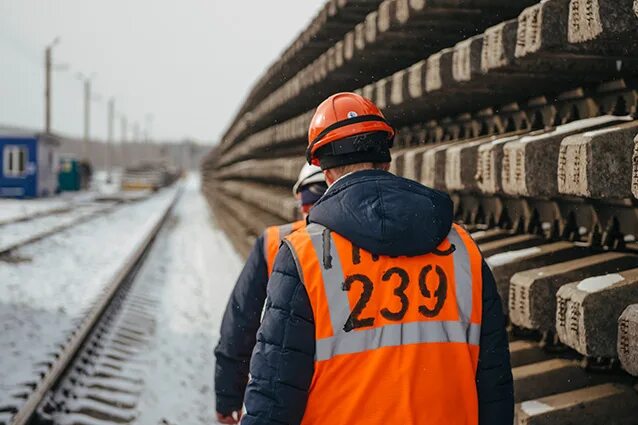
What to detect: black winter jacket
<box><xmin>214</xmin><ymin>233</ymin><xmax>269</xmax><ymax>415</ymax></box>
<box><xmin>242</xmin><ymin>170</ymin><xmax>514</xmax><ymax>425</ymax></box>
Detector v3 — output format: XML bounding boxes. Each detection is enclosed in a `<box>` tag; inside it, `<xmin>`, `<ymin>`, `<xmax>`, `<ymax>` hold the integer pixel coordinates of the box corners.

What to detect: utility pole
<box><xmin>45</xmin><ymin>47</ymin><xmax>51</xmax><ymax>133</ymax></box>
<box><xmin>132</xmin><ymin>121</ymin><xmax>140</xmax><ymax>165</ymax></box>
<box><xmin>121</xmin><ymin>116</ymin><xmax>128</xmax><ymax>142</ymax></box>
<box><xmin>144</xmin><ymin>113</ymin><xmax>154</xmax><ymax>143</ymax></box>
<box><xmin>77</xmin><ymin>73</ymin><xmax>98</xmax><ymax>163</ymax></box>
<box><xmin>82</xmin><ymin>79</ymin><xmax>91</xmax><ymax>160</ymax></box>
<box><xmin>106</xmin><ymin>98</ymin><xmax>114</xmax><ymax>183</ymax></box>
<box><xmin>44</xmin><ymin>38</ymin><xmax>60</xmax><ymax>134</ymax></box>
<box><xmin>133</xmin><ymin>122</ymin><xmax>140</xmax><ymax>143</ymax></box>
<box><xmin>120</xmin><ymin>115</ymin><xmax>127</xmax><ymax>168</ymax></box>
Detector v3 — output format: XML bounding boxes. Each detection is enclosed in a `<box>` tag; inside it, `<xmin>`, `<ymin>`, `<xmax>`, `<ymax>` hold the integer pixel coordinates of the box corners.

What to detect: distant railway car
<box><xmin>0</xmin><ymin>130</ymin><xmax>60</xmax><ymax>198</ymax></box>
<box><xmin>58</xmin><ymin>156</ymin><xmax>92</xmax><ymax>191</ymax></box>
<box><xmin>121</xmin><ymin>163</ymin><xmax>179</xmax><ymax>191</ymax></box>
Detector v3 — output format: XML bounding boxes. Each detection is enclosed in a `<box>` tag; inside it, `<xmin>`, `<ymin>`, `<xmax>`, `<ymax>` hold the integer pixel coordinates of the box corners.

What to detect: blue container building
<box><xmin>0</xmin><ymin>130</ymin><xmax>60</xmax><ymax>198</ymax></box>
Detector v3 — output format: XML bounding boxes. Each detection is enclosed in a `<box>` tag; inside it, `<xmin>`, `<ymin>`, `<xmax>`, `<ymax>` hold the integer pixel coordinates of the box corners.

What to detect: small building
<box><xmin>58</xmin><ymin>156</ymin><xmax>92</xmax><ymax>192</ymax></box>
<box><xmin>0</xmin><ymin>130</ymin><xmax>60</xmax><ymax>198</ymax></box>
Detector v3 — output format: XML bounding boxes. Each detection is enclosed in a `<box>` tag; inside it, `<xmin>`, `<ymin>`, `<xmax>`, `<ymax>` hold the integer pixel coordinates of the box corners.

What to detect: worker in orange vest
<box><xmin>241</xmin><ymin>92</ymin><xmax>513</xmax><ymax>425</ymax></box>
<box><xmin>215</xmin><ymin>164</ymin><xmax>327</xmax><ymax>424</ymax></box>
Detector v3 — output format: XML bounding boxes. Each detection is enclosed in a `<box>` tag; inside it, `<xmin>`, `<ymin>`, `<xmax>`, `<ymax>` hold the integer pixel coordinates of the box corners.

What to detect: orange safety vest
<box><xmin>263</xmin><ymin>220</ymin><xmax>305</xmax><ymax>277</ymax></box>
<box><xmin>284</xmin><ymin>223</ymin><xmax>483</xmax><ymax>425</ymax></box>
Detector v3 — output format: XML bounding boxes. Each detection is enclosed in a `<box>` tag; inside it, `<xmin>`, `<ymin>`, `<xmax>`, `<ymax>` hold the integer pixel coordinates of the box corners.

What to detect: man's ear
<box><xmin>323</xmin><ymin>169</ymin><xmax>335</xmax><ymax>186</ymax></box>
<box><xmin>379</xmin><ymin>162</ymin><xmax>391</xmax><ymax>172</ymax></box>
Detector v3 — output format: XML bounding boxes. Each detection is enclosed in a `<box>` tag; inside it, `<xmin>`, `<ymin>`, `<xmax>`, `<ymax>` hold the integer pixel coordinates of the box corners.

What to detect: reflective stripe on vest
<box><xmin>264</xmin><ymin>220</ymin><xmax>305</xmax><ymax>277</ymax></box>
<box><xmin>285</xmin><ymin>222</ymin><xmax>482</xmax><ymax>361</ymax></box>
<box><xmin>284</xmin><ymin>222</ymin><xmax>484</xmax><ymax>425</ymax></box>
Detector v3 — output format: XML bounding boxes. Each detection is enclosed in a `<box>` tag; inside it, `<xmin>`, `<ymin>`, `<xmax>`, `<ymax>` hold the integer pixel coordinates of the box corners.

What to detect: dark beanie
<box><xmin>315</xmin><ymin>131</ymin><xmax>392</xmax><ymax>170</ymax></box>
<box><xmin>300</xmin><ymin>182</ymin><xmax>328</xmax><ymax>206</ymax></box>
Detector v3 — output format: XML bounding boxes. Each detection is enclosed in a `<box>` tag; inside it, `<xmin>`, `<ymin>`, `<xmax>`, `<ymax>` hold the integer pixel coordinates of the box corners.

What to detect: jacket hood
<box><xmin>308</xmin><ymin>169</ymin><xmax>453</xmax><ymax>257</ymax></box>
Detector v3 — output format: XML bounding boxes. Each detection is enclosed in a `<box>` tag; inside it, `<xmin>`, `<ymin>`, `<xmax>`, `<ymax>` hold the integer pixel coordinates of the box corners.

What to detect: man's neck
<box><xmin>329</xmin><ymin>169</ymin><xmax>371</xmax><ymax>187</ymax></box>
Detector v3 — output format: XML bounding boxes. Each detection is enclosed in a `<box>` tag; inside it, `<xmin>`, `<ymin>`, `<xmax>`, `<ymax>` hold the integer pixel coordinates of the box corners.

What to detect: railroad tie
<box><xmin>509</xmin><ymin>340</ymin><xmax>551</xmax><ymax>368</ymax></box>
<box><xmin>515</xmin><ymin>383</ymin><xmax>638</xmax><ymax>425</ymax></box>
<box><xmin>618</xmin><ymin>304</ymin><xmax>638</xmax><ymax>376</ymax></box>
<box><xmin>555</xmin><ymin>267</ymin><xmax>638</xmax><ymax>359</ymax></box>
<box><xmin>513</xmin><ymin>359</ymin><xmax>591</xmax><ymax>403</ymax></box>
<box><xmin>486</xmin><ymin>241</ymin><xmax>591</xmax><ymax>313</ymax></box>
<box><xmin>558</xmin><ymin>120</ymin><xmax>638</xmax><ymax>198</ymax></box>
<box><xmin>445</xmin><ymin>137</ymin><xmax>488</xmax><ymax>192</ymax></box>
<box><xmin>421</xmin><ymin>140</ymin><xmax>463</xmax><ymax>190</ymax></box>
<box><xmin>469</xmin><ymin>228</ymin><xmax>514</xmax><ymax>244</ymax></box>
<box><xmin>389</xmin><ymin>148</ymin><xmax>410</xmax><ymax>177</ymax></box>
<box><xmin>400</xmin><ymin>145</ymin><xmax>429</xmax><ymax>182</ymax></box>
<box><xmin>479</xmin><ymin>233</ymin><xmax>545</xmax><ymax>259</ymax></box>
<box><xmin>501</xmin><ymin>115</ymin><xmax>629</xmax><ymax>198</ymax></box>
<box><xmin>476</xmin><ymin>134</ymin><xmax>522</xmax><ymax>195</ymax></box>
<box><xmin>567</xmin><ymin>0</ymin><xmax>638</xmax><ymax>53</ymax></box>
<box><xmin>510</xmin><ymin>252</ymin><xmax>638</xmax><ymax>333</ymax></box>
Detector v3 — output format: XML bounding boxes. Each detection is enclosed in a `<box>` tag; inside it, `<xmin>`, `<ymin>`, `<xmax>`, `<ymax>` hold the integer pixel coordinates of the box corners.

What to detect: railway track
<box><xmin>202</xmin><ymin>0</ymin><xmax>638</xmax><ymax>423</ymax></box>
<box><xmin>0</xmin><ymin>206</ymin><xmax>74</xmax><ymax>227</ymax></box>
<box><xmin>0</xmin><ymin>203</ymin><xmax>118</xmax><ymax>257</ymax></box>
<box><xmin>0</xmin><ymin>193</ymin><xmax>112</xmax><ymax>227</ymax></box>
<box><xmin>0</xmin><ymin>193</ymin><xmax>155</xmax><ymax>258</ymax></box>
<box><xmin>0</xmin><ymin>189</ymin><xmax>180</xmax><ymax>425</ymax></box>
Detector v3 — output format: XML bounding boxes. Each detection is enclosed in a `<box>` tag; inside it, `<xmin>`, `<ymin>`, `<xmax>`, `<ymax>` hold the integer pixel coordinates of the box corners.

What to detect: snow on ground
<box><xmin>48</xmin><ymin>174</ymin><xmax>244</xmax><ymax>425</ymax></box>
<box><xmin>0</xmin><ymin>202</ymin><xmax>114</xmax><ymax>252</ymax></box>
<box><xmin>0</xmin><ymin>185</ymin><xmax>178</xmax><ymax>412</ymax></box>
<box><xmin>132</xmin><ymin>174</ymin><xmax>242</xmax><ymax>424</ymax></box>
<box><xmin>0</xmin><ymin>194</ymin><xmax>85</xmax><ymax>225</ymax></box>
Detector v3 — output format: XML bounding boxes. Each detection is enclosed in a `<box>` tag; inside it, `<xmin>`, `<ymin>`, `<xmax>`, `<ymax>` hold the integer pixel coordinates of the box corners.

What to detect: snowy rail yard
<box><xmin>3</xmin><ymin>0</ymin><xmax>638</xmax><ymax>423</ymax></box>
<box><xmin>0</xmin><ymin>175</ymin><xmax>243</xmax><ymax>424</ymax></box>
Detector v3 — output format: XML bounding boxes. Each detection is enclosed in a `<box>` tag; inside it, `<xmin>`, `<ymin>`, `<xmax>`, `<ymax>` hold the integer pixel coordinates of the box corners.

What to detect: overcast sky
<box><xmin>0</xmin><ymin>0</ymin><xmax>325</xmax><ymax>143</ymax></box>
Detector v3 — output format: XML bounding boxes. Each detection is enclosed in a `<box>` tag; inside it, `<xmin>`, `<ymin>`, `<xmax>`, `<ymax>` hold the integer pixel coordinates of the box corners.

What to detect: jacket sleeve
<box><xmin>241</xmin><ymin>243</ymin><xmax>315</xmax><ymax>425</ymax></box>
<box><xmin>214</xmin><ymin>233</ymin><xmax>269</xmax><ymax>415</ymax></box>
<box><xmin>477</xmin><ymin>260</ymin><xmax>514</xmax><ymax>425</ymax></box>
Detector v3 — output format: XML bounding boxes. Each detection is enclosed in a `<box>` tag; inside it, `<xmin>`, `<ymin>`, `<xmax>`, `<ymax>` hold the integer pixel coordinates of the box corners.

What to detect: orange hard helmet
<box><xmin>306</xmin><ymin>92</ymin><xmax>395</xmax><ymax>166</ymax></box>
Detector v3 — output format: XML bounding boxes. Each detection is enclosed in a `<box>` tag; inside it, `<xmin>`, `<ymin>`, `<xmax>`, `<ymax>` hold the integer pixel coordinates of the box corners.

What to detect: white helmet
<box><xmin>293</xmin><ymin>163</ymin><xmax>325</xmax><ymax>195</ymax></box>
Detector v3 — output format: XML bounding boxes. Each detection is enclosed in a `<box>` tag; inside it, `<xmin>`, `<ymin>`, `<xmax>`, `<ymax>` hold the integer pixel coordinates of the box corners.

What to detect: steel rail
<box><xmin>9</xmin><ymin>187</ymin><xmax>181</xmax><ymax>425</ymax></box>
<box><xmin>0</xmin><ymin>204</ymin><xmax>119</xmax><ymax>257</ymax></box>
<box><xmin>0</xmin><ymin>206</ymin><xmax>73</xmax><ymax>227</ymax></box>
